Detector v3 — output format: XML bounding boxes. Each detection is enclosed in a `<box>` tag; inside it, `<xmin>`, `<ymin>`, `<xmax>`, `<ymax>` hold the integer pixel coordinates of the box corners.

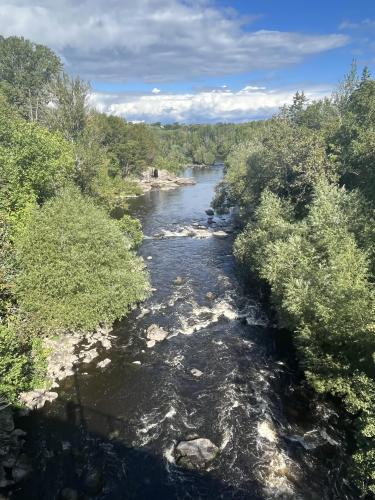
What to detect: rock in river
<box><xmin>97</xmin><ymin>358</ymin><xmax>111</xmax><ymax>369</ymax></box>
<box><xmin>146</xmin><ymin>324</ymin><xmax>168</xmax><ymax>343</ymax></box>
<box><xmin>205</xmin><ymin>208</ymin><xmax>214</xmax><ymax>216</ymax></box>
<box><xmin>175</xmin><ymin>438</ymin><xmax>219</xmax><ymax>470</ymax></box>
<box><xmin>19</xmin><ymin>389</ymin><xmax>58</xmax><ymax>410</ymax></box>
<box><xmin>191</xmin><ymin>368</ymin><xmax>203</xmax><ymax>377</ymax></box>
<box><xmin>213</xmin><ymin>230</ymin><xmax>228</xmax><ymax>238</ymax></box>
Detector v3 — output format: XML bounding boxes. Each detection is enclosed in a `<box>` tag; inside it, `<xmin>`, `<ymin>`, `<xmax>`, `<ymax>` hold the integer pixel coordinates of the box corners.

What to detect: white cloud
<box><xmin>152</xmin><ymin>87</ymin><xmax>161</xmax><ymax>94</ymax></box>
<box><xmin>240</xmin><ymin>85</ymin><xmax>267</xmax><ymax>92</ymax></box>
<box><xmin>0</xmin><ymin>0</ymin><xmax>349</xmax><ymax>82</ymax></box>
<box><xmin>89</xmin><ymin>85</ymin><xmax>331</xmax><ymax>123</ymax></box>
<box><xmin>339</xmin><ymin>18</ymin><xmax>375</xmax><ymax>30</ymax></box>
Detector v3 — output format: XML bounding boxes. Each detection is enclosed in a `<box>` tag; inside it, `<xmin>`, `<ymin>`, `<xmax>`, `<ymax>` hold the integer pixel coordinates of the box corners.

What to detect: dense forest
<box><xmin>0</xmin><ymin>34</ymin><xmax>374</xmax><ymax>496</ymax></box>
<box><xmin>214</xmin><ymin>65</ymin><xmax>375</xmax><ymax>495</ymax></box>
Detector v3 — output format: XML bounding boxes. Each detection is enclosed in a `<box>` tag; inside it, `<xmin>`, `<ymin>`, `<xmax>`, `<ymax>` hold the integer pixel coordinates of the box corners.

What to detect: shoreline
<box><xmin>139</xmin><ymin>169</ymin><xmax>196</xmax><ymax>193</ymax></box>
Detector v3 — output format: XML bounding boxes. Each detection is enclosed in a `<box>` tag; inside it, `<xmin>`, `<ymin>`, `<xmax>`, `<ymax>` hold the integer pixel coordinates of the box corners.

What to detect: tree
<box><xmin>45</xmin><ymin>73</ymin><xmax>90</xmax><ymax>141</ymax></box>
<box><xmin>334</xmin><ymin>60</ymin><xmax>360</xmax><ymax>115</ymax></box>
<box><xmin>0</xmin><ymin>102</ymin><xmax>75</xmax><ymax>219</ymax></box>
<box><xmin>15</xmin><ymin>187</ymin><xmax>150</xmax><ymax>333</ymax></box>
<box><xmin>0</xmin><ymin>36</ymin><xmax>62</xmax><ymax>121</ymax></box>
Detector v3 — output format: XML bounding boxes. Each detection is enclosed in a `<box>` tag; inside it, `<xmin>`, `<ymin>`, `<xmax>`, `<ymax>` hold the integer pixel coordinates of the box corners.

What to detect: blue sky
<box><xmin>0</xmin><ymin>0</ymin><xmax>374</xmax><ymax>122</ymax></box>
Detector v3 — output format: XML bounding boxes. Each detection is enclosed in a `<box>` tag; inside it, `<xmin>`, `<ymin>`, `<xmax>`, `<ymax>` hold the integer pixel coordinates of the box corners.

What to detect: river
<box><xmin>15</xmin><ymin>164</ymin><xmax>355</xmax><ymax>499</ymax></box>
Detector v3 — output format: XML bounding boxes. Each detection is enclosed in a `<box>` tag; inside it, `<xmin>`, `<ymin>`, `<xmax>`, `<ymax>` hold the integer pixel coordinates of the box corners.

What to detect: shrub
<box><xmin>15</xmin><ymin>187</ymin><xmax>150</xmax><ymax>333</ymax></box>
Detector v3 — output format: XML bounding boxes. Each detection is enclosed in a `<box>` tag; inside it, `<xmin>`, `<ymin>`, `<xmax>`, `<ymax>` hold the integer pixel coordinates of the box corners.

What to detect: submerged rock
<box><xmin>206</xmin><ymin>292</ymin><xmax>215</xmax><ymax>301</ymax></box>
<box><xmin>175</xmin><ymin>438</ymin><xmax>219</xmax><ymax>470</ymax></box>
<box><xmin>191</xmin><ymin>368</ymin><xmax>203</xmax><ymax>377</ymax></box>
<box><xmin>0</xmin><ymin>408</ymin><xmax>14</xmax><ymax>432</ymax></box>
<box><xmin>174</xmin><ymin>276</ymin><xmax>184</xmax><ymax>285</ymax></box>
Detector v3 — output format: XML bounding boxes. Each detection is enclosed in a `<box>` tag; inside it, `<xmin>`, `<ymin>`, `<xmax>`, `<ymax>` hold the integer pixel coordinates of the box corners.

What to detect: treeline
<box><xmin>0</xmin><ymin>36</ymin><xmax>155</xmax><ymax>402</ymax></box>
<box><xmin>154</xmin><ymin>122</ymin><xmax>262</xmax><ymax>168</ymax></box>
<box><xmin>214</xmin><ymin>64</ymin><xmax>375</xmax><ymax>494</ymax></box>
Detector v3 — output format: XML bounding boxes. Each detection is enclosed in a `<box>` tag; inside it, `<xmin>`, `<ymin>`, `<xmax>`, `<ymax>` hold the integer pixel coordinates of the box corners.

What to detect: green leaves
<box><xmin>230</xmin><ymin>133</ymin><xmax>375</xmax><ymax>493</ymax></box>
<box><xmin>0</xmin><ymin>106</ymin><xmax>75</xmax><ymax>219</ymax></box>
<box><xmin>0</xmin><ymin>36</ymin><xmax>62</xmax><ymax>121</ymax></box>
<box><xmin>15</xmin><ymin>187</ymin><xmax>150</xmax><ymax>334</ymax></box>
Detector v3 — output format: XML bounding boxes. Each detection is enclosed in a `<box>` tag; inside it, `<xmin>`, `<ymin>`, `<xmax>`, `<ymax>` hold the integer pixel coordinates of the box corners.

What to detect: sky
<box><xmin>0</xmin><ymin>0</ymin><xmax>374</xmax><ymax>123</ymax></box>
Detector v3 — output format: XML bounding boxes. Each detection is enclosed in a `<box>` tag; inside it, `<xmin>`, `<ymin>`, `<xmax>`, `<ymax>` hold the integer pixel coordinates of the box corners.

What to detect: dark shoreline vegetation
<box><xmin>0</xmin><ymin>35</ymin><xmax>374</xmax><ymax>496</ymax></box>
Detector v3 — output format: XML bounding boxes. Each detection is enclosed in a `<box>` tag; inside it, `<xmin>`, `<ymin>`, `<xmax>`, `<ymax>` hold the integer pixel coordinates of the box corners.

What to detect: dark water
<box><xmin>14</xmin><ymin>165</ymin><xmax>356</xmax><ymax>499</ymax></box>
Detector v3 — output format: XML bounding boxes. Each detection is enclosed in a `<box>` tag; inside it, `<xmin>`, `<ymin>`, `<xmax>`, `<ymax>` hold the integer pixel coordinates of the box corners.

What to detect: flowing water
<box><xmin>15</xmin><ymin>165</ymin><xmax>356</xmax><ymax>499</ymax></box>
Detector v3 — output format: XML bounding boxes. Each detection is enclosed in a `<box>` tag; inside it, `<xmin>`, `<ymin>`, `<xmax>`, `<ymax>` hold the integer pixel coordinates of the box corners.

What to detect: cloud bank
<box><xmin>89</xmin><ymin>85</ymin><xmax>331</xmax><ymax>123</ymax></box>
<box><xmin>0</xmin><ymin>0</ymin><xmax>348</xmax><ymax>82</ymax></box>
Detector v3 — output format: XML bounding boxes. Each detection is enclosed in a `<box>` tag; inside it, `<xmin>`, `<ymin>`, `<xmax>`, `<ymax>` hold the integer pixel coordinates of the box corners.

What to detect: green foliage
<box><xmin>0</xmin><ymin>216</ymin><xmax>16</xmax><ymax>320</ymax></box>
<box><xmin>115</xmin><ymin>214</ymin><xmax>143</xmax><ymax>249</ymax></box>
<box><xmin>335</xmin><ymin>79</ymin><xmax>375</xmax><ymax>205</ymax></box>
<box><xmin>90</xmin><ymin>160</ymin><xmax>143</xmax><ymax>213</ymax></box>
<box><xmin>0</xmin><ymin>36</ymin><xmax>62</xmax><ymax>121</ymax></box>
<box><xmin>15</xmin><ymin>187</ymin><xmax>150</xmax><ymax>334</ymax></box>
<box><xmin>236</xmin><ymin>181</ymin><xmax>375</xmax><ymax>493</ymax></box>
<box><xmin>45</xmin><ymin>73</ymin><xmax>90</xmax><ymax>141</ymax></box>
<box><xmin>92</xmin><ymin>113</ymin><xmax>158</xmax><ymax>177</ymax></box>
<box><xmin>224</xmin><ymin>71</ymin><xmax>375</xmax><ymax>494</ymax></box>
<box><xmin>0</xmin><ymin>104</ymin><xmax>75</xmax><ymax>217</ymax></box>
<box><xmin>154</xmin><ymin>144</ymin><xmax>186</xmax><ymax>173</ymax></box>
<box><xmin>0</xmin><ymin>324</ymin><xmax>47</xmax><ymax>402</ymax></box>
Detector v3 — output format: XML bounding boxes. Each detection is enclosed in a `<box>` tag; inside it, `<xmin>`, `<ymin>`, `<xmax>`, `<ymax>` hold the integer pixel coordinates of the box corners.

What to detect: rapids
<box><xmin>15</xmin><ymin>164</ymin><xmax>356</xmax><ymax>500</ymax></box>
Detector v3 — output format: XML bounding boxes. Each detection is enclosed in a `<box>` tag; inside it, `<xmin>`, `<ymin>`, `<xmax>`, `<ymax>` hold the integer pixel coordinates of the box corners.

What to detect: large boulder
<box><xmin>174</xmin><ymin>438</ymin><xmax>219</xmax><ymax>470</ymax></box>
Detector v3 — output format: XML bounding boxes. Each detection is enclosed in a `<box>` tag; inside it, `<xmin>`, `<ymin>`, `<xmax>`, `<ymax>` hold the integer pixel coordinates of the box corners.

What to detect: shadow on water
<box><xmin>9</xmin><ymin>368</ymin><xmax>262</xmax><ymax>500</ymax></box>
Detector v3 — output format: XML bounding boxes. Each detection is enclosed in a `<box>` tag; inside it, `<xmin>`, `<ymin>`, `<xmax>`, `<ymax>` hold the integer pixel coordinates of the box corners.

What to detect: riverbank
<box><xmin>139</xmin><ymin>169</ymin><xmax>196</xmax><ymax>193</ymax></box>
